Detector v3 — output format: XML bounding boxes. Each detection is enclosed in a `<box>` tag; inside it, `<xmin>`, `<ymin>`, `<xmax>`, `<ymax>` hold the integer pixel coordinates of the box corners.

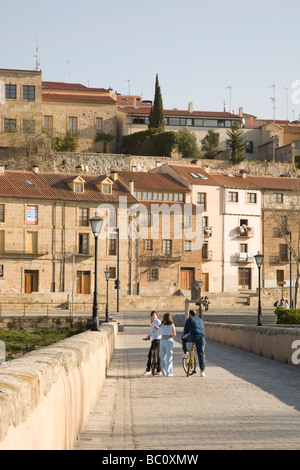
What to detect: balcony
<box><xmin>237</xmin><ymin>225</ymin><xmax>254</xmax><ymax>238</ymax></box>
<box><xmin>141</xmin><ymin>250</ymin><xmax>182</xmax><ymax>262</ymax></box>
<box><xmin>0</xmin><ymin>245</ymin><xmax>49</xmax><ymax>258</ymax></box>
<box><xmin>269</xmin><ymin>254</ymin><xmax>289</xmax><ymax>264</ymax></box>
<box><xmin>66</xmin><ymin>245</ymin><xmax>95</xmax><ymax>257</ymax></box>
<box><xmin>235</xmin><ymin>252</ymin><xmax>254</xmax><ymax>263</ymax></box>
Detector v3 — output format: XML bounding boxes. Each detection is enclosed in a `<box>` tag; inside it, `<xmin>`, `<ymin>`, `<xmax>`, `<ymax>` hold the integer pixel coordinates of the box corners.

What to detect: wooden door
<box><xmin>180</xmin><ymin>268</ymin><xmax>195</xmax><ymax>290</ymax></box>
<box><xmin>201</xmin><ymin>273</ymin><xmax>209</xmax><ymax>292</ymax></box>
<box><xmin>27</xmin><ymin>232</ymin><xmax>37</xmax><ymax>253</ymax></box>
<box><xmin>238</xmin><ymin>267</ymin><xmax>251</xmax><ymax>290</ymax></box>
<box><xmin>24</xmin><ymin>271</ymin><xmax>38</xmax><ymax>293</ymax></box>
<box><xmin>76</xmin><ymin>271</ymin><xmax>91</xmax><ymax>294</ymax></box>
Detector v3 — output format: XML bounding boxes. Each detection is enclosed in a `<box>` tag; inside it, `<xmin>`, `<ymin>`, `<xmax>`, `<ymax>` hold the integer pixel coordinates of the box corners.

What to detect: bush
<box><xmin>274</xmin><ymin>307</ymin><xmax>300</xmax><ymax>324</ymax></box>
<box><xmin>121</xmin><ymin>129</ymin><xmax>178</xmax><ymax>157</ymax></box>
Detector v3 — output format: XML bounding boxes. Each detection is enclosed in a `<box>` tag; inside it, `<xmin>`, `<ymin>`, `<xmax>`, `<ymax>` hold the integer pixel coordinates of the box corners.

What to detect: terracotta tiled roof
<box><xmin>117</xmin><ymin>171</ymin><xmax>190</xmax><ymax>192</ymax></box>
<box><xmin>36</xmin><ymin>173</ymin><xmax>137</xmax><ymax>203</ymax></box>
<box><xmin>0</xmin><ymin>171</ymin><xmax>136</xmax><ymax>203</ymax></box>
<box><xmin>0</xmin><ymin>171</ymin><xmax>56</xmax><ymax>199</ymax></box>
<box><xmin>42</xmin><ymin>91</ymin><xmax>116</xmax><ymax>104</ymax></box>
<box><xmin>118</xmin><ymin>107</ymin><xmax>240</xmax><ymax>119</ymax></box>
<box><xmin>42</xmin><ymin>81</ymin><xmax>110</xmax><ymax>93</ymax></box>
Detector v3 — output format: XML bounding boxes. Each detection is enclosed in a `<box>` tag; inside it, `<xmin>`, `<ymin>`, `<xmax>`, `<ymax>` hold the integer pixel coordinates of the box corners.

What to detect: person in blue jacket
<box><xmin>182</xmin><ymin>309</ymin><xmax>206</xmax><ymax>376</ymax></box>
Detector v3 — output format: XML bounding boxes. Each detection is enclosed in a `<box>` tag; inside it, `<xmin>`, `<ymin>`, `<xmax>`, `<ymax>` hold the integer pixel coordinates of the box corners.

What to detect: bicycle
<box><xmin>182</xmin><ymin>342</ymin><xmax>196</xmax><ymax>377</ymax></box>
<box><xmin>150</xmin><ymin>339</ymin><xmax>159</xmax><ymax>376</ymax></box>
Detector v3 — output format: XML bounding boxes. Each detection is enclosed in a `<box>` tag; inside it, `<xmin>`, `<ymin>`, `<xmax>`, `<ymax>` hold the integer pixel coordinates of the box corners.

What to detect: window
<box><xmin>109</xmin><ymin>237</ymin><xmax>116</xmax><ymax>255</ymax></box>
<box><xmin>102</xmin><ymin>184</ymin><xmax>112</xmax><ymax>194</ymax></box>
<box><xmin>194</xmin><ymin>119</ymin><xmax>203</xmax><ymax>127</ymax></box>
<box><xmin>273</xmin><ymin>193</ymin><xmax>283</xmax><ymax>203</ymax></box>
<box><xmin>96</xmin><ymin>118</ymin><xmax>102</xmax><ymax>131</ymax></box>
<box><xmin>27</xmin><ymin>205</ymin><xmax>38</xmax><ymax>225</ymax></box>
<box><xmin>163</xmin><ymin>240</ymin><xmax>172</xmax><ymax>255</ymax></box>
<box><xmin>202</xmin><ymin>242</ymin><xmax>208</xmax><ymax>260</ymax></box>
<box><xmin>184</xmin><ymin>240</ymin><xmax>192</xmax><ymax>251</ymax></box>
<box><xmin>197</xmin><ymin>192</ymin><xmax>207</xmax><ymax>210</ymax></box>
<box><xmin>23</xmin><ymin>85</ymin><xmax>35</xmax><ymax>100</ymax></box>
<box><xmin>276</xmin><ymin>270</ymin><xmax>284</xmax><ymax>284</ymax></box>
<box><xmin>75</xmin><ymin>183</ymin><xmax>84</xmax><ymax>193</ymax></box>
<box><xmin>44</xmin><ymin>116</ymin><xmax>53</xmax><ymax>133</ymax></box>
<box><xmin>109</xmin><ymin>267</ymin><xmax>116</xmax><ymax>278</ymax></box>
<box><xmin>150</xmin><ymin>268</ymin><xmax>159</xmax><ymax>281</ymax></box>
<box><xmin>246</xmin><ymin>141</ymin><xmax>253</xmax><ymax>153</ymax></box>
<box><xmin>79</xmin><ymin>208</ymin><xmax>89</xmax><ymax>226</ymax></box>
<box><xmin>0</xmin><ymin>205</ymin><xmax>4</xmax><ymax>223</ymax></box>
<box><xmin>23</xmin><ymin>119</ymin><xmax>35</xmax><ymax>134</ymax></box>
<box><xmin>4</xmin><ymin>119</ymin><xmax>16</xmax><ymax>133</ymax></box>
<box><xmin>0</xmin><ymin>265</ymin><xmax>3</xmax><ymax>277</ymax></box>
<box><xmin>206</xmin><ymin>119</ymin><xmax>218</xmax><ymax>127</ymax></box>
<box><xmin>240</xmin><ymin>244</ymin><xmax>248</xmax><ymax>253</ymax></box>
<box><xmin>5</xmin><ymin>84</ymin><xmax>16</xmax><ymax>99</ymax></box>
<box><xmin>145</xmin><ymin>239</ymin><xmax>153</xmax><ymax>250</ymax></box>
<box><xmin>184</xmin><ymin>215</ymin><xmax>192</xmax><ymax>228</ymax></box>
<box><xmin>247</xmin><ymin>192</ymin><xmax>257</xmax><ymax>203</ymax></box>
<box><xmin>79</xmin><ymin>234</ymin><xmax>89</xmax><ymax>254</ymax></box>
<box><xmin>228</xmin><ymin>191</ymin><xmax>238</xmax><ymax>202</ymax></box>
<box><xmin>279</xmin><ymin>244</ymin><xmax>288</xmax><ymax>262</ymax></box>
<box><xmin>169</xmin><ymin>118</ymin><xmax>180</xmax><ymax>126</ymax></box>
<box><xmin>69</xmin><ymin>117</ymin><xmax>78</xmax><ymax>135</ymax></box>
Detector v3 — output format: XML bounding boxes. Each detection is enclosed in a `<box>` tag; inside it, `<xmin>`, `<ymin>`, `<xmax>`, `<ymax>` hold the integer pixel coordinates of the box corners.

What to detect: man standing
<box><xmin>182</xmin><ymin>309</ymin><xmax>206</xmax><ymax>376</ymax></box>
<box><xmin>143</xmin><ymin>311</ymin><xmax>162</xmax><ymax>375</ymax></box>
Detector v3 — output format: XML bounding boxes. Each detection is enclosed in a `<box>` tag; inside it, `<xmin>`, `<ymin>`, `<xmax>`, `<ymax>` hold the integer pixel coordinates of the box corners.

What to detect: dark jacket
<box><xmin>184</xmin><ymin>315</ymin><xmax>205</xmax><ymax>338</ymax></box>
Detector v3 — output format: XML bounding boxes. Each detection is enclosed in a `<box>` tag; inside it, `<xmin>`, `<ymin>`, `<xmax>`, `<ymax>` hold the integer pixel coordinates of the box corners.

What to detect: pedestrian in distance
<box><xmin>204</xmin><ymin>296</ymin><xmax>210</xmax><ymax>311</ymax></box>
<box><xmin>182</xmin><ymin>309</ymin><xmax>206</xmax><ymax>377</ymax></box>
<box><xmin>143</xmin><ymin>311</ymin><xmax>162</xmax><ymax>375</ymax></box>
<box><xmin>156</xmin><ymin>313</ymin><xmax>176</xmax><ymax>376</ymax></box>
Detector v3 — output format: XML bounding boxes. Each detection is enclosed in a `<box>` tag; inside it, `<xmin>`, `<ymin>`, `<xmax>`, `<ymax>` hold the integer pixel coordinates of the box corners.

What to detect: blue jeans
<box><xmin>160</xmin><ymin>339</ymin><xmax>173</xmax><ymax>376</ymax></box>
<box><xmin>182</xmin><ymin>335</ymin><xmax>206</xmax><ymax>372</ymax></box>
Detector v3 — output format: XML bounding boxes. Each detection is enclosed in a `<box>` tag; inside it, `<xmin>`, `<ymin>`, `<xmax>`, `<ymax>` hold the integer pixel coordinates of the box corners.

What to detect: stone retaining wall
<box><xmin>0</xmin><ymin>322</ymin><xmax>118</xmax><ymax>450</ymax></box>
<box><xmin>205</xmin><ymin>323</ymin><xmax>300</xmax><ymax>367</ymax></box>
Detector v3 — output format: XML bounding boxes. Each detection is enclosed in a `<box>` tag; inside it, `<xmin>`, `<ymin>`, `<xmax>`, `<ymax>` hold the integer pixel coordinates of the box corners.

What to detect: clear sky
<box><xmin>1</xmin><ymin>0</ymin><xmax>300</xmax><ymax>120</ymax></box>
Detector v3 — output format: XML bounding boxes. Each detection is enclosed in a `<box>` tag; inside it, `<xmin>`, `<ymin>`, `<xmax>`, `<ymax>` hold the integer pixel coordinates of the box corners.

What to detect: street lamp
<box><xmin>286</xmin><ymin>230</ymin><xmax>292</xmax><ymax>308</ymax></box>
<box><xmin>104</xmin><ymin>268</ymin><xmax>110</xmax><ymax>322</ymax></box>
<box><xmin>254</xmin><ymin>252</ymin><xmax>264</xmax><ymax>326</ymax></box>
<box><xmin>90</xmin><ymin>215</ymin><xmax>104</xmax><ymax>331</ymax></box>
<box><xmin>197</xmin><ymin>280</ymin><xmax>203</xmax><ymax>319</ymax></box>
<box><xmin>113</xmin><ymin>228</ymin><xmax>120</xmax><ymax>312</ymax></box>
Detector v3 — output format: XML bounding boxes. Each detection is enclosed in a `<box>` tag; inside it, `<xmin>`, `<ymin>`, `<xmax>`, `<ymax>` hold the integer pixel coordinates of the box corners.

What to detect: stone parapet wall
<box><xmin>0</xmin><ymin>322</ymin><xmax>118</xmax><ymax>450</ymax></box>
<box><xmin>205</xmin><ymin>322</ymin><xmax>300</xmax><ymax>367</ymax></box>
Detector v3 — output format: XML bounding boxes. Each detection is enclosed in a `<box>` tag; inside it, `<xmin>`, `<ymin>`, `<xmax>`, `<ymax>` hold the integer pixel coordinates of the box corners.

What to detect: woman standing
<box><xmin>157</xmin><ymin>313</ymin><xmax>176</xmax><ymax>376</ymax></box>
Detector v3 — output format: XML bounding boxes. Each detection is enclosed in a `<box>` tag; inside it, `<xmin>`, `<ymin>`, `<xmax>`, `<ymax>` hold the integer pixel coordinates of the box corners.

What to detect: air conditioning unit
<box><xmin>204</xmin><ymin>226</ymin><xmax>212</xmax><ymax>235</ymax></box>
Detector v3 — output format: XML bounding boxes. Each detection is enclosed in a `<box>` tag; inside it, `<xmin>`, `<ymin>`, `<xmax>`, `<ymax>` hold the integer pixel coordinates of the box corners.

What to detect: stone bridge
<box><xmin>0</xmin><ymin>310</ymin><xmax>299</xmax><ymax>450</ymax></box>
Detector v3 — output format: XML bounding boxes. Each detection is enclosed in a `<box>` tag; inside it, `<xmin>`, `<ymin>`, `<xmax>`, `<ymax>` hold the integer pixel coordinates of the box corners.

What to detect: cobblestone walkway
<box><xmin>75</xmin><ymin>311</ymin><xmax>300</xmax><ymax>450</ymax></box>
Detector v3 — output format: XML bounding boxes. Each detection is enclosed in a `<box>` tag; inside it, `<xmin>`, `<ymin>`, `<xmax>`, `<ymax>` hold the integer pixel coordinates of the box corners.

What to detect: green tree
<box><xmin>94</xmin><ymin>131</ymin><xmax>114</xmax><ymax>153</ymax></box>
<box><xmin>226</xmin><ymin>121</ymin><xmax>246</xmax><ymax>164</ymax></box>
<box><xmin>52</xmin><ymin>130</ymin><xmax>78</xmax><ymax>152</ymax></box>
<box><xmin>148</xmin><ymin>74</ymin><xmax>165</xmax><ymax>131</ymax></box>
<box><xmin>201</xmin><ymin>130</ymin><xmax>220</xmax><ymax>159</ymax></box>
<box><xmin>177</xmin><ymin>127</ymin><xmax>201</xmax><ymax>159</ymax></box>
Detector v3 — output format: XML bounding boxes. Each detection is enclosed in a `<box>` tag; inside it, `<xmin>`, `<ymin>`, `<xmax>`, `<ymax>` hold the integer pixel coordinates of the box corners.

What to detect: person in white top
<box><xmin>156</xmin><ymin>313</ymin><xmax>176</xmax><ymax>376</ymax></box>
<box><xmin>143</xmin><ymin>311</ymin><xmax>162</xmax><ymax>375</ymax></box>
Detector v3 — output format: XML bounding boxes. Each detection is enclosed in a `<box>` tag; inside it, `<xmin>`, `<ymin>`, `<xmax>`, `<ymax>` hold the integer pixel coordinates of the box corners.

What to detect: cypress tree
<box><xmin>226</xmin><ymin>121</ymin><xmax>246</xmax><ymax>164</ymax></box>
<box><xmin>149</xmin><ymin>74</ymin><xmax>165</xmax><ymax>131</ymax></box>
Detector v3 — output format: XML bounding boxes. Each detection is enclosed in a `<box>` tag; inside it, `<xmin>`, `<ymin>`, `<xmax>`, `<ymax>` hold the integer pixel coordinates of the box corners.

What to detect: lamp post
<box><xmin>286</xmin><ymin>230</ymin><xmax>292</xmax><ymax>308</ymax></box>
<box><xmin>104</xmin><ymin>268</ymin><xmax>110</xmax><ymax>322</ymax></box>
<box><xmin>254</xmin><ymin>252</ymin><xmax>264</xmax><ymax>326</ymax></box>
<box><xmin>198</xmin><ymin>280</ymin><xmax>203</xmax><ymax>319</ymax></box>
<box><xmin>90</xmin><ymin>215</ymin><xmax>104</xmax><ymax>331</ymax></box>
<box><xmin>113</xmin><ymin>228</ymin><xmax>120</xmax><ymax>312</ymax></box>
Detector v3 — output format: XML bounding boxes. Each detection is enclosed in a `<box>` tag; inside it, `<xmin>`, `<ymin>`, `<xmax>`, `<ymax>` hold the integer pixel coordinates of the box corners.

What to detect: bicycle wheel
<box><xmin>151</xmin><ymin>350</ymin><xmax>157</xmax><ymax>376</ymax></box>
<box><xmin>186</xmin><ymin>350</ymin><xmax>196</xmax><ymax>376</ymax></box>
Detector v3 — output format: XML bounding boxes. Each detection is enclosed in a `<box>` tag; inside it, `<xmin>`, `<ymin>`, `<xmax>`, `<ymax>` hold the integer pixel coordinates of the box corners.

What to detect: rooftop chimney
<box><xmin>32</xmin><ymin>165</ymin><xmax>39</xmax><ymax>173</ymax></box>
<box><xmin>111</xmin><ymin>170</ymin><xmax>118</xmax><ymax>181</ymax></box>
<box><xmin>129</xmin><ymin>179</ymin><xmax>134</xmax><ymax>195</ymax></box>
<box><xmin>240</xmin><ymin>169</ymin><xmax>247</xmax><ymax>178</ymax></box>
<box><xmin>188</xmin><ymin>102</ymin><xmax>193</xmax><ymax>113</ymax></box>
